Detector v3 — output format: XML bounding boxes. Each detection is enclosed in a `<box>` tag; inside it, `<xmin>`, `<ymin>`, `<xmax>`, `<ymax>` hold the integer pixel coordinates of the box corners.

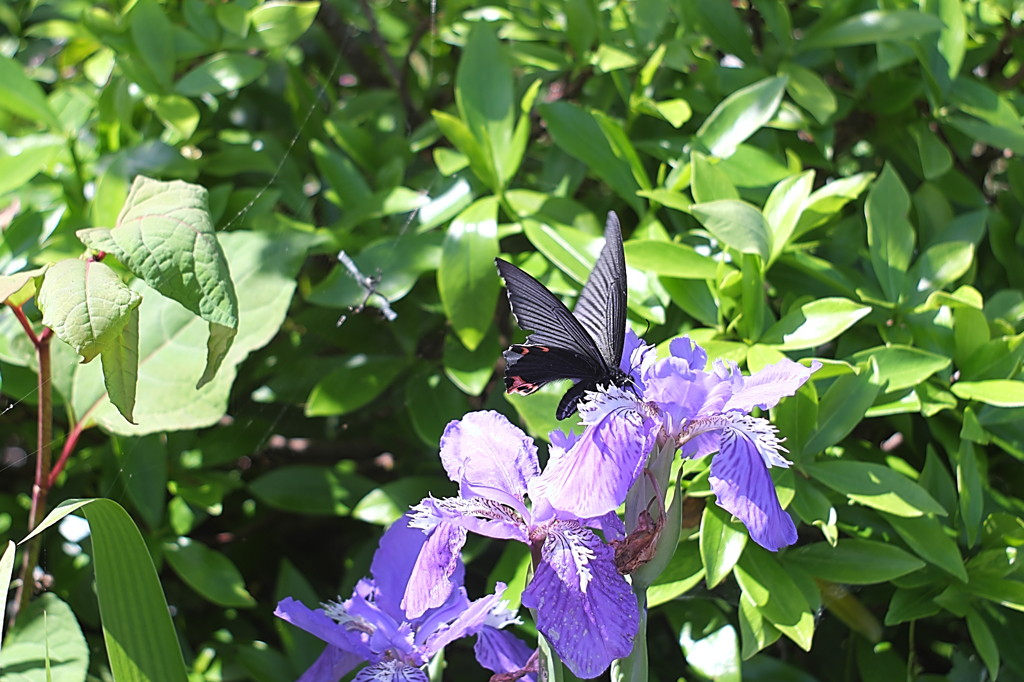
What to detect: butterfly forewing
<box><xmin>494</xmin><ymin>260</ymin><xmax>608</xmax><ymax>369</ymax></box>
<box><xmin>572</xmin><ymin>212</ymin><xmax>628</xmax><ymax>371</ymax></box>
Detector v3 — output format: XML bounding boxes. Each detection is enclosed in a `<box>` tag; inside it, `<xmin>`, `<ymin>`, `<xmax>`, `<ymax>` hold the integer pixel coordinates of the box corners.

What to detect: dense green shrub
<box><xmin>2</xmin><ymin>0</ymin><xmax>1024</xmax><ymax>680</ymax></box>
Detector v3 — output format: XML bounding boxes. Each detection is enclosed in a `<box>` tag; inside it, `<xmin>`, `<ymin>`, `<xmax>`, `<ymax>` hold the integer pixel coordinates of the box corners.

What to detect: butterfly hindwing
<box><xmin>572</xmin><ymin>212</ymin><xmax>628</xmax><ymax>372</ymax></box>
<box><xmin>503</xmin><ymin>345</ymin><xmax>605</xmax><ymax>395</ymax></box>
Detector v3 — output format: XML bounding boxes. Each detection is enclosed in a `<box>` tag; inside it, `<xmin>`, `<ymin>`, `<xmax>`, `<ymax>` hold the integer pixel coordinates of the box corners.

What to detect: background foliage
<box><xmin>2</xmin><ymin>0</ymin><xmax>1024</xmax><ymax>680</ymax></box>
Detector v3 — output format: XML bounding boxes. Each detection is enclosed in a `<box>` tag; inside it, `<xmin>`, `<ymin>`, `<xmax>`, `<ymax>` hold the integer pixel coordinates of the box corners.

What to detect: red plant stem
<box><xmin>48</xmin><ymin>419</ymin><xmax>86</xmax><ymax>489</ymax></box>
<box><xmin>9</xmin><ymin>312</ymin><xmax>54</xmax><ymax>627</ymax></box>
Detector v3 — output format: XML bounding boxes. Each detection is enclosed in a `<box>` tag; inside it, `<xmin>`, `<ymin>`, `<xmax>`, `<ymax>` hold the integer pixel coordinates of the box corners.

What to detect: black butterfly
<box><xmin>495</xmin><ymin>211</ymin><xmax>629</xmax><ymax>420</ymax></box>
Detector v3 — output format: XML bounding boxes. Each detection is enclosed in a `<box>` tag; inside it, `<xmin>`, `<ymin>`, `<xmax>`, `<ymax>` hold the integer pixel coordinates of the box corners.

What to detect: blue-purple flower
<box><xmin>571</xmin><ymin>332</ymin><xmax>819</xmax><ymax>551</ymax></box>
<box><xmin>406</xmin><ymin>411</ymin><xmax>641</xmax><ymax>679</ymax></box>
<box><xmin>274</xmin><ymin>514</ymin><xmax>532</xmax><ymax>682</ymax></box>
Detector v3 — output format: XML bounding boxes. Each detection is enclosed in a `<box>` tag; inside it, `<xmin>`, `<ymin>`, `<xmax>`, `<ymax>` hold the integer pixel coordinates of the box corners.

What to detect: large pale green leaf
<box><xmin>0</xmin><ymin>266</ymin><xmax>48</xmax><ymax>306</ymax></box>
<box><xmin>690</xmin><ymin>200</ymin><xmax>770</xmax><ymax>263</ymax></box>
<box><xmin>22</xmin><ymin>499</ymin><xmax>188</xmax><ymax>682</ymax></box>
<box><xmin>680</xmin><ymin>625</ymin><xmax>741</xmax><ymax>682</ymax></box>
<box><xmin>456</xmin><ymin>24</ymin><xmax>515</xmax><ymax>189</ymax></box>
<box><xmin>785</xmin><ymin>540</ymin><xmax>924</xmax><ymax>584</ymax></box>
<box><xmin>0</xmin><ymin>56</ymin><xmax>63</xmax><ymax>130</ymax></box>
<box><xmin>175</xmin><ymin>53</ymin><xmax>266</xmax><ymax>96</ymax></box>
<box><xmin>164</xmin><ymin>537</ymin><xmax>255</xmax><ymax>607</ymax></box>
<box><xmin>794</xmin><ymin>172</ymin><xmax>875</xmax><ymax>238</ymax></box>
<box><xmin>623</xmin><ymin>240</ymin><xmax>725</xmax><ymax>279</ymax></box>
<box><xmin>443</xmin><ymin>327</ymin><xmax>500</xmax><ymax>396</ymax></box>
<box><xmin>0</xmin><ymin>541</ymin><xmax>13</xmax><ymax>635</ymax></box>
<box><xmin>37</xmin><ymin>259</ymin><xmax>142</xmax><ymax>364</ymax></box>
<box><xmin>799</xmin><ymin>10</ymin><xmax>943</xmax><ymax>50</ymax></box>
<box><xmin>0</xmin><ymin>141</ymin><xmax>61</xmax><ymax>196</ymax></box>
<box><xmin>0</xmin><ymin>593</ymin><xmax>88</xmax><ymax>682</ymax></box>
<box><xmin>904</xmin><ymin>241</ymin><xmax>974</xmax><ymax>306</ymax></box>
<box><xmin>538</xmin><ymin>101</ymin><xmax>643</xmax><ymax>213</ymax></box>
<box><xmin>101</xmin><ymin>306</ymin><xmax>140</xmax><ymax>424</ymax></box>
<box><xmin>865</xmin><ymin>163</ymin><xmax>914</xmax><ymax>303</ymax></box>
<box><xmin>691</xmin><ymin>151</ymin><xmax>739</xmax><ymax>203</ymax></box>
<box><xmin>700</xmin><ymin>502</ymin><xmax>747</xmax><ymax>589</ymax></box>
<box><xmin>77</xmin><ymin>176</ymin><xmax>239</xmax><ymax>388</ymax></box>
<box><xmin>438</xmin><ymin>197</ymin><xmax>500</xmax><ymax>351</ymax></box>
<box><xmin>763</xmin><ymin>170</ymin><xmax>814</xmax><ymax>261</ymax></box>
<box><xmin>847</xmin><ymin>345</ymin><xmax>951</xmax><ymax>392</ymax></box>
<box><xmin>778</xmin><ymin>63</ymin><xmax>836</xmax><ymax>124</ymax></box>
<box><xmin>761</xmin><ymin>297</ymin><xmax>870</xmax><ymax>351</ymax></box>
<box><xmin>696</xmin><ymin>76</ymin><xmax>787</xmax><ymax>159</ymax></box>
<box><xmin>251</xmin><ymin>1</ymin><xmax>319</xmax><ymax>48</ymax></box>
<box><xmin>805</xmin><ymin>461</ymin><xmax>946</xmax><ymax>517</ymax></box>
<box><xmin>69</xmin><ymin>230</ymin><xmax>310</xmax><ymax>435</ymax></box>
<box><xmin>130</xmin><ymin>0</ymin><xmax>175</xmax><ymax>90</ymax></box>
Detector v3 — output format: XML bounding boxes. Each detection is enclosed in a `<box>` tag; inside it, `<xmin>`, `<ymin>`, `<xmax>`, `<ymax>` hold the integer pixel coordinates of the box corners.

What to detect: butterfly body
<box><xmin>495</xmin><ymin>212</ymin><xmax>629</xmax><ymax>420</ymax></box>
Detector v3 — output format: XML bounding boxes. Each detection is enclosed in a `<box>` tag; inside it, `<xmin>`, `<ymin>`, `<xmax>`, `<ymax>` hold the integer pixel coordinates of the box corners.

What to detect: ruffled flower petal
<box><xmin>475</xmin><ymin>627</ymin><xmax>537</xmax><ymax>682</ymax></box>
<box><xmin>370</xmin><ymin>515</ymin><xmax>438</xmax><ymax>621</ymax></box>
<box><xmin>274</xmin><ymin>598</ymin><xmax>366</xmax><ymax>654</ymax></box>
<box><xmin>529</xmin><ymin>391</ymin><xmax>654</xmax><ymax>521</ymax></box>
<box><xmin>440</xmin><ymin>411</ymin><xmax>539</xmax><ymax>513</ymax></box>
<box><xmin>352</xmin><ymin>660</ymin><xmax>428</xmax><ymax>682</ymax></box>
<box><xmin>668</xmin><ymin>335</ymin><xmax>707</xmax><ymax>369</ymax></box>
<box><xmin>409</xmin><ymin>496</ymin><xmax>529</xmax><ymax>543</ymax></box>
<box><xmin>521</xmin><ymin>522</ymin><xmax>639</xmax><ymax>679</ymax></box>
<box><xmin>402</xmin><ymin>521</ymin><xmax>467</xmax><ymax>619</ymax></box>
<box><xmin>709</xmin><ymin>429</ymin><xmax>797</xmax><ymax>551</ymax></box>
<box><xmin>422</xmin><ymin>584</ymin><xmax>507</xmax><ymax>655</ymax></box>
<box><xmin>723</xmin><ymin>358</ymin><xmax>820</xmax><ymax>412</ymax></box>
<box><xmin>296</xmin><ymin>646</ymin><xmax>364</xmax><ymax>682</ymax></box>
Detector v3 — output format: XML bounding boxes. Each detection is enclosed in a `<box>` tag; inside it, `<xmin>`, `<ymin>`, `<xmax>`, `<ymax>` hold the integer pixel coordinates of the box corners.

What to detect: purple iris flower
<box><xmin>407</xmin><ymin>411</ymin><xmax>642</xmax><ymax>679</ymax></box>
<box><xmin>577</xmin><ymin>332</ymin><xmax>819</xmax><ymax>551</ymax></box>
<box><xmin>274</xmin><ymin>514</ymin><xmax>532</xmax><ymax>682</ymax></box>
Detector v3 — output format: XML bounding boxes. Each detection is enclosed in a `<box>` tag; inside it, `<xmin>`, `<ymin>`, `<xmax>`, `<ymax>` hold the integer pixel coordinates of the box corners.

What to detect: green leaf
<box><xmin>778</xmin><ymin>63</ymin><xmax>836</xmax><ymax>124</ymax></box>
<box><xmin>957</xmin><ymin>438</ymin><xmax>984</xmax><ymax>547</ymax></box>
<box><xmin>0</xmin><ymin>56</ymin><xmax>64</xmax><ymax>130</ymax></box>
<box><xmin>905</xmin><ymin>241</ymin><xmax>974</xmax><ymax>305</ymax></box>
<box><xmin>130</xmin><ymin>0</ymin><xmax>175</xmax><ymax>90</ymax></box>
<box><xmin>456</xmin><ymin>24</ymin><xmax>515</xmax><ymax>189</ymax></box>
<box><xmin>799</xmin><ymin>10</ymin><xmax>944</xmax><ymax>50</ymax></box>
<box><xmin>250</xmin><ymin>1</ymin><xmax>319</xmax><ymax>48</ymax></box>
<box><xmin>70</xmin><ymin>230</ymin><xmax>311</xmax><ymax>435</ymax></box>
<box><xmin>966</xmin><ymin>574</ymin><xmax>1024</xmax><ymax>612</ymax></box>
<box><xmin>438</xmin><ymin>197</ymin><xmax>500</xmax><ymax>351</ymax></box>
<box><xmin>882</xmin><ymin>512</ymin><xmax>968</xmax><ymax>582</ymax></box>
<box><xmin>847</xmin><ymin>345</ymin><xmax>951</xmax><ymax>392</ymax></box>
<box><xmin>249</xmin><ymin>465</ymin><xmax>375</xmax><ymax>516</ymax></box>
<box><xmin>405</xmin><ymin>369</ymin><xmax>470</xmax><ymax>447</ymax></box>
<box><xmin>623</xmin><ymin>240</ymin><xmax>725</xmax><ymax>279</ymax></box>
<box><xmin>23</xmin><ymin>499</ymin><xmax>189</xmax><ymax>682</ymax></box>
<box><xmin>763</xmin><ymin>170</ymin><xmax>814</xmax><ymax>261</ymax></box>
<box><xmin>164</xmin><ymin>537</ymin><xmax>255</xmax><ymax>607</ymax></box>
<box><xmin>794</xmin><ymin>172</ymin><xmax>875</xmax><ymax>238</ymax></box>
<box><xmin>0</xmin><ymin>140</ymin><xmax>62</xmax><ymax>196</ymax></box>
<box><xmin>690</xmin><ymin>200</ymin><xmax>770</xmax><ymax>263</ymax></box>
<box><xmin>0</xmin><ymin>593</ymin><xmax>89</xmax><ymax>682</ymax></box>
<box><xmin>352</xmin><ymin>477</ymin><xmax>452</xmax><ymax>526</ymax></box>
<box><xmin>593</xmin><ymin>110</ymin><xmax>652</xmax><ymax>191</ymax></box>
<box><xmin>923</xmin><ymin>0</ymin><xmax>966</xmax><ymax>80</ymax></box>
<box><xmin>539</xmin><ymin>101</ymin><xmax>643</xmax><ymax>213</ymax></box>
<box><xmin>150</xmin><ymin>94</ymin><xmax>199</xmax><ymax>140</ymax></box>
<box><xmin>696</xmin><ymin>76</ymin><xmax>787</xmax><ymax>159</ymax></box>
<box><xmin>504</xmin><ymin>382</ymin><xmax>563</xmax><ymax>442</ymax></box>
<box><xmin>785</xmin><ymin>540</ymin><xmax>925</xmax><ymax>584</ymax></box>
<box><xmin>216</xmin><ymin>3</ymin><xmax>249</xmax><ymax>37</ymax></box>
<box><xmin>948</xmin><ymin>114</ymin><xmax>1024</xmax><ymax>156</ymax></box>
<box><xmin>909</xmin><ymin>122</ymin><xmax>953</xmax><ymax>181</ymax></box>
<box><xmin>952</xmin><ymin>380</ymin><xmax>1024</xmax><ymax>407</ymax></box>
<box><xmin>648</xmin><ymin>541</ymin><xmax>704</xmax><ymax>607</ymax></box>
<box><xmin>865</xmin><ymin>163</ymin><xmax>914</xmax><ymax>302</ymax></box>
<box><xmin>803</xmin><ymin>360</ymin><xmax>880</xmax><ymax>454</ymax></box>
<box><xmin>636</xmin><ymin>189</ymin><xmax>692</xmax><ymax>213</ymax></box>
<box><xmin>761</xmin><ymin>297</ymin><xmax>870</xmax><ymax>351</ymax></box>
<box><xmin>690</xmin><ymin>151</ymin><xmax>739</xmax><ymax>203</ymax></box>
<box><xmin>0</xmin><ymin>540</ymin><xmax>16</xmax><ymax>651</ymax></box>
<box><xmin>175</xmin><ymin>53</ymin><xmax>266</xmax><ymax>96</ymax></box>
<box><xmin>100</xmin><ymin>306</ymin><xmax>140</xmax><ymax>424</ymax></box>
<box><xmin>966</xmin><ymin>608</ymin><xmax>1000</xmax><ymax>681</ymax></box>
<box><xmin>306</xmin><ymin>354</ymin><xmax>409</xmax><ymax>417</ymax></box>
<box><xmin>680</xmin><ymin>624</ymin><xmax>741</xmax><ymax>682</ymax></box>
<box><xmin>805</xmin><ymin>461</ymin><xmax>947</xmax><ymax>518</ymax></box>
<box><xmin>738</xmin><ymin>591</ymin><xmax>781</xmax><ymax>659</ymax></box>
<box><xmin>0</xmin><ymin>266</ymin><xmax>48</xmax><ymax>306</ymax></box>
<box><xmin>443</xmin><ymin>327</ymin><xmax>499</xmax><ymax>396</ymax></box>
<box><xmin>734</xmin><ymin>547</ymin><xmax>814</xmax><ymax>651</ymax></box>
<box><xmin>37</xmin><ymin>259</ymin><xmax>142</xmax><ymax>364</ymax></box>
<box><xmin>432</xmin><ymin>110</ymin><xmax>497</xmax><ymax>191</ymax></box>
<box><xmin>77</xmin><ymin>176</ymin><xmax>239</xmax><ymax>388</ymax></box>
<box><xmin>700</xmin><ymin>502</ymin><xmax>747</xmax><ymax>588</ymax></box>
<box><xmin>884</xmin><ymin>585</ymin><xmax>943</xmax><ymax>625</ymax></box>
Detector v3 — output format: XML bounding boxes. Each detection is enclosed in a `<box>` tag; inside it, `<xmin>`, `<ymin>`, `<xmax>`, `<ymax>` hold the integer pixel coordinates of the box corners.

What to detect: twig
<box><xmin>48</xmin><ymin>419</ymin><xmax>86</xmax><ymax>489</ymax></box>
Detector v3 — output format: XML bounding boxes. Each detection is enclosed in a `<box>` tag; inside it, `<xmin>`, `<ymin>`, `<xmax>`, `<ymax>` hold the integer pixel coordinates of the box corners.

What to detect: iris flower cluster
<box><xmin>277</xmin><ymin>331</ymin><xmax>818</xmax><ymax>680</ymax></box>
